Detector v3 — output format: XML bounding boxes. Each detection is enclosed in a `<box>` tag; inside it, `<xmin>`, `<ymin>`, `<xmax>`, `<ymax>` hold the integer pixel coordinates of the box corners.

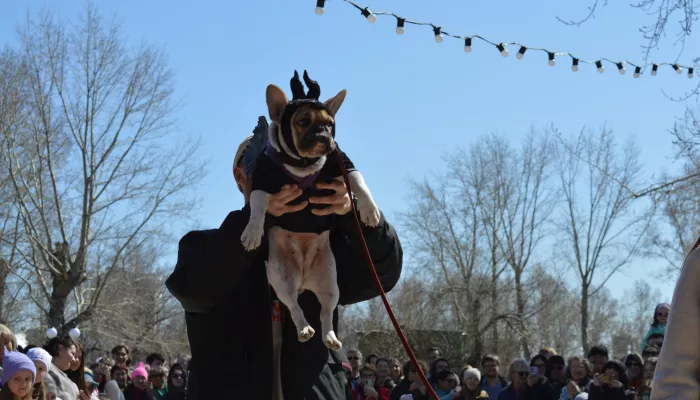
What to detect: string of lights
<box><xmin>313</xmin><ymin>0</ymin><xmax>697</xmax><ymax>79</ymax></box>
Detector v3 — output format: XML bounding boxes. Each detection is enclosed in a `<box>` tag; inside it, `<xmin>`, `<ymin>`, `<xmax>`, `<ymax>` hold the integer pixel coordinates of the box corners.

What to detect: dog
<box><xmin>240</xmin><ymin>71</ymin><xmax>380</xmax><ymax>350</ymax></box>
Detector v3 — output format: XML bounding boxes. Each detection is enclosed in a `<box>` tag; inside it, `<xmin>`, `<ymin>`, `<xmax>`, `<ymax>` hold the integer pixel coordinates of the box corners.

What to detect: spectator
<box><xmin>641</xmin><ymin>345</ymin><xmax>660</xmax><ymax>361</ymax></box>
<box><xmin>547</xmin><ymin>355</ymin><xmax>567</xmax><ymax>394</ymax></box>
<box><xmin>646</xmin><ymin>333</ymin><xmax>664</xmax><ymax>349</ymax></box>
<box><xmin>83</xmin><ymin>371</ymin><xmax>100</xmax><ymax>399</ymax></box>
<box><xmin>480</xmin><ymin>355</ymin><xmax>507</xmax><ymax>400</ymax></box>
<box><xmin>587</xmin><ymin>346</ymin><xmax>609</xmax><ymax>375</ymax></box>
<box><xmin>164</xmin><ymin>364</ymin><xmax>187</xmax><ymax>400</ymax></box>
<box><xmin>388</xmin><ymin>358</ymin><xmax>403</xmax><ymax>388</ymax></box>
<box><xmin>66</xmin><ymin>342</ymin><xmax>86</xmax><ymax>395</ymax></box>
<box><xmin>640</xmin><ymin>303</ymin><xmax>669</xmax><ymax>353</ymax></box>
<box><xmin>588</xmin><ymin>360</ymin><xmax>628</xmax><ymax>400</ymax></box>
<box><xmin>111</xmin><ymin>363</ymin><xmax>130</xmax><ymax>390</ymax></box>
<box><xmin>42</xmin><ymin>335</ymin><xmax>83</xmax><ymax>400</ymax></box>
<box><xmin>395</xmin><ymin>360</ymin><xmax>428</xmax><ymax>400</ymax></box>
<box><xmin>26</xmin><ymin>347</ymin><xmax>52</xmax><ymax>400</ymax></box>
<box><xmin>426</xmin><ymin>348</ymin><xmax>442</xmax><ymax>371</ymax></box>
<box><xmin>642</xmin><ymin>358</ymin><xmax>657</xmax><ymax>381</ymax></box>
<box><xmin>376</xmin><ymin>358</ymin><xmax>397</xmax><ymax>390</ymax></box>
<box><xmin>145</xmin><ymin>354</ymin><xmax>165</xmax><ymax>369</ymax></box>
<box><xmin>0</xmin><ymin>324</ymin><xmax>17</xmax><ymax>376</ymax></box>
<box><xmin>432</xmin><ymin>369</ymin><xmax>457</xmax><ymax>400</ymax></box>
<box><xmin>148</xmin><ymin>366</ymin><xmax>168</xmax><ymax>400</ymax></box>
<box><xmin>497</xmin><ymin>359</ymin><xmax>528</xmax><ymax>400</ymax></box>
<box><xmin>623</xmin><ymin>353</ymin><xmax>644</xmax><ymax>392</ymax></box>
<box><xmin>428</xmin><ymin>358</ymin><xmax>450</xmax><ymax>388</ymax></box>
<box><xmin>0</xmin><ymin>350</ymin><xmax>36</xmax><ymax>400</ymax></box>
<box><xmin>366</xmin><ymin>354</ymin><xmax>379</xmax><ymax>367</ymax></box>
<box><xmin>111</xmin><ymin>345</ymin><xmax>132</xmax><ymax>367</ymax></box>
<box><xmin>520</xmin><ymin>355</ymin><xmax>559</xmax><ymax>400</ymax></box>
<box><xmin>559</xmin><ymin>356</ymin><xmax>592</xmax><ymax>400</ymax></box>
<box><xmin>347</xmin><ymin>349</ymin><xmax>363</xmax><ymax>389</ymax></box>
<box><xmin>123</xmin><ymin>362</ymin><xmax>153</xmax><ymax>400</ymax></box>
<box><xmin>454</xmin><ymin>367</ymin><xmax>488</xmax><ymax>400</ymax></box>
<box><xmin>390</xmin><ymin>361</ymin><xmax>413</xmax><ymax>400</ymax></box>
<box><xmin>352</xmin><ymin>364</ymin><xmax>390</xmax><ymax>400</ymax></box>
<box><xmin>88</xmin><ymin>362</ymin><xmax>108</xmax><ymax>395</ymax></box>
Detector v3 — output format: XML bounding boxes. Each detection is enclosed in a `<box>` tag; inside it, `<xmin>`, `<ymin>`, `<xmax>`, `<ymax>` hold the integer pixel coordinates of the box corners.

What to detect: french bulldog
<box><xmin>240</xmin><ymin>71</ymin><xmax>380</xmax><ymax>350</ymax></box>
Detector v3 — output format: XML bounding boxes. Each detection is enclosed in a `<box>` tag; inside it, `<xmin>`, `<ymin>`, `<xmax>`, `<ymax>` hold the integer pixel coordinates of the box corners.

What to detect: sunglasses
<box><xmin>172</xmin><ymin>374</ymin><xmax>185</xmax><ymax>380</ymax></box>
<box><xmin>348</xmin><ymin>357</ymin><xmax>360</xmax><ymax>360</ymax></box>
<box><xmin>517</xmin><ymin>372</ymin><xmax>529</xmax><ymax>377</ymax></box>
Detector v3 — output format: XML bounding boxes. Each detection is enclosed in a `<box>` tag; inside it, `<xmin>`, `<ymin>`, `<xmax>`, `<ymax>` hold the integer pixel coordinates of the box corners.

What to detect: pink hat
<box><xmin>131</xmin><ymin>362</ymin><xmax>148</xmax><ymax>380</ymax></box>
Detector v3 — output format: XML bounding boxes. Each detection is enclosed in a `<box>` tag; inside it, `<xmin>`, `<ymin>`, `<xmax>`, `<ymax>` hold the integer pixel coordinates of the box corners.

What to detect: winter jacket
<box><xmin>481</xmin><ymin>376</ymin><xmax>508</xmax><ymax>400</ymax></box>
<box><xmin>497</xmin><ymin>384</ymin><xmax>522</xmax><ymax>400</ymax></box>
<box><xmin>104</xmin><ymin>380</ymin><xmax>126</xmax><ymax>400</ymax></box>
<box><xmin>166</xmin><ymin>205</ymin><xmax>403</xmax><ymax>400</ymax></box>
<box><xmin>650</xmin><ymin>238</ymin><xmax>700</xmax><ymax>400</ymax></box>
<box><xmin>588</xmin><ymin>384</ymin><xmax>627</xmax><ymax>400</ymax></box>
<box><xmin>519</xmin><ymin>378</ymin><xmax>559</xmax><ymax>400</ymax></box>
<box><xmin>390</xmin><ymin>378</ymin><xmax>412</xmax><ymax>400</ymax></box>
<box><xmin>44</xmin><ymin>363</ymin><xmax>80</xmax><ymax>400</ymax></box>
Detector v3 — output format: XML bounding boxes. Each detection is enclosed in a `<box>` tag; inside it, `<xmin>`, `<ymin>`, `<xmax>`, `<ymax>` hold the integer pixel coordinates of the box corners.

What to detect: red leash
<box><xmin>334</xmin><ymin>150</ymin><xmax>440</xmax><ymax>400</ymax></box>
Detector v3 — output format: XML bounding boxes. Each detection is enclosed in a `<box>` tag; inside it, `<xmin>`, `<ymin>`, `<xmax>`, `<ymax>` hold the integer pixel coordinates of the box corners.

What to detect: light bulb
<box><xmin>548</xmin><ymin>60</ymin><xmax>556</xmax><ymax>67</ymax></box>
<box><xmin>395</xmin><ymin>26</ymin><xmax>404</xmax><ymax>35</ymax></box>
<box><xmin>571</xmin><ymin>58</ymin><xmax>579</xmax><ymax>72</ymax></box>
<box><xmin>367</xmin><ymin>13</ymin><xmax>376</xmax><ymax>23</ymax></box>
<box><xmin>315</xmin><ymin>0</ymin><xmax>325</xmax><ymax>15</ymax></box>
<box><xmin>516</xmin><ymin>53</ymin><xmax>523</xmax><ymax>60</ymax></box>
<box><xmin>548</xmin><ymin>52</ymin><xmax>555</xmax><ymax>67</ymax></box>
<box><xmin>435</xmin><ymin>34</ymin><xmax>443</xmax><ymax>43</ymax></box>
<box><xmin>395</xmin><ymin>18</ymin><xmax>405</xmax><ymax>35</ymax></box>
<box><xmin>674</xmin><ymin>65</ymin><xmax>682</xmax><ymax>75</ymax></box>
<box><xmin>596</xmin><ymin>61</ymin><xmax>604</xmax><ymax>73</ymax></box>
<box><xmin>46</xmin><ymin>327</ymin><xmax>58</xmax><ymax>339</ymax></box>
<box><xmin>617</xmin><ymin>63</ymin><xmax>626</xmax><ymax>75</ymax></box>
<box><xmin>571</xmin><ymin>65</ymin><xmax>579</xmax><ymax>72</ymax></box>
<box><xmin>689</xmin><ymin>68</ymin><xmax>695</xmax><ymax>78</ymax></box>
<box><xmin>496</xmin><ymin>43</ymin><xmax>508</xmax><ymax>57</ymax></box>
<box><xmin>516</xmin><ymin>46</ymin><xmax>526</xmax><ymax>60</ymax></box>
<box><xmin>464</xmin><ymin>37</ymin><xmax>472</xmax><ymax>53</ymax></box>
<box><xmin>597</xmin><ymin>67</ymin><xmax>604</xmax><ymax>73</ymax></box>
<box><xmin>315</xmin><ymin>7</ymin><xmax>324</xmax><ymax>16</ymax></box>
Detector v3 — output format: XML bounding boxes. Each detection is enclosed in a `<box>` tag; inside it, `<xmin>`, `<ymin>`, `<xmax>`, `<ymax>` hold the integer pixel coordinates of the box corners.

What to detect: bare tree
<box><xmin>553</xmin><ymin>127</ymin><xmax>653</xmax><ymax>354</ymax></box>
<box><xmin>0</xmin><ymin>5</ymin><xmax>204</xmax><ymax>331</ymax></box>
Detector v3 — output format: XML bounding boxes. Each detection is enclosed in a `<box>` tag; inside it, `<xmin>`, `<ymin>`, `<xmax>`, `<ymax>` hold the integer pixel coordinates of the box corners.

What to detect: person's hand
<box><xmin>363</xmin><ymin>385</ymin><xmax>378</xmax><ymax>398</ymax></box>
<box><xmin>610</xmin><ymin>379</ymin><xmax>623</xmax><ymax>388</ymax></box>
<box><xmin>78</xmin><ymin>391</ymin><xmax>90</xmax><ymax>400</ymax></box>
<box><xmin>267</xmin><ymin>185</ymin><xmax>307</xmax><ymax>217</ymax></box>
<box><xmin>308</xmin><ymin>180</ymin><xmax>351</xmax><ymax>216</ymax></box>
<box><xmin>567</xmin><ymin>381</ymin><xmax>581</xmax><ymax>399</ymax></box>
<box><xmin>409</xmin><ymin>382</ymin><xmax>421</xmax><ymax>392</ymax></box>
<box><xmin>592</xmin><ymin>373</ymin><xmax>602</xmax><ymax>387</ymax></box>
<box><xmin>527</xmin><ymin>375</ymin><xmax>539</xmax><ymax>387</ymax></box>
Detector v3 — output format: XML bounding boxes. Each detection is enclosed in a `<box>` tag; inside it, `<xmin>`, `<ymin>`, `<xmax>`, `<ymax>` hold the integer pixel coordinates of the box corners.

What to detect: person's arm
<box><xmin>650</xmin><ymin>247</ymin><xmax>700</xmax><ymax>400</ymax></box>
<box><xmin>334</xmin><ymin>208</ymin><xmax>403</xmax><ymax>305</ymax></box>
<box><xmin>165</xmin><ymin>208</ymin><xmax>264</xmax><ymax>313</ymax></box>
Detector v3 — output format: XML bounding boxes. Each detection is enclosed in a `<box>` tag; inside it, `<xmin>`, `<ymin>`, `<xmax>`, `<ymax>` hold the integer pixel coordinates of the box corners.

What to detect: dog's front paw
<box><xmin>357</xmin><ymin>198</ymin><xmax>381</xmax><ymax>227</ymax></box>
<box><xmin>241</xmin><ymin>221</ymin><xmax>264</xmax><ymax>251</ymax></box>
<box><xmin>298</xmin><ymin>326</ymin><xmax>316</xmax><ymax>342</ymax></box>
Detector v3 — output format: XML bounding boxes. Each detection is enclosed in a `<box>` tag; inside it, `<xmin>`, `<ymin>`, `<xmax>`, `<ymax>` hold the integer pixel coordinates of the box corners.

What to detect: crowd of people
<box><xmin>0</xmin><ymin>325</ymin><xmax>188</xmax><ymax>400</ymax></box>
<box><xmin>0</xmin><ymin>302</ymin><xmax>669</xmax><ymax>400</ymax></box>
<box><xmin>346</xmin><ymin>303</ymin><xmax>670</xmax><ymax>400</ymax></box>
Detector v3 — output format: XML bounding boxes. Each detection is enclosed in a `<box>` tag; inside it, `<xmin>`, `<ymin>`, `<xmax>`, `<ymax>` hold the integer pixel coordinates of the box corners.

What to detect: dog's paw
<box><xmin>241</xmin><ymin>222</ymin><xmax>264</xmax><ymax>251</ymax></box>
<box><xmin>298</xmin><ymin>326</ymin><xmax>316</xmax><ymax>342</ymax></box>
<box><xmin>357</xmin><ymin>198</ymin><xmax>381</xmax><ymax>228</ymax></box>
<box><xmin>324</xmin><ymin>331</ymin><xmax>342</xmax><ymax>351</ymax></box>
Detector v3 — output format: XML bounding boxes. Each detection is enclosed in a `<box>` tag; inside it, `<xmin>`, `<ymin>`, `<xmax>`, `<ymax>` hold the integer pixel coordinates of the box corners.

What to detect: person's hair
<box><xmin>435</xmin><ymin>369</ymin><xmax>452</xmax><ymax>382</ymax></box>
<box><xmin>481</xmin><ymin>354</ymin><xmax>500</xmax><ymax>367</ymax></box>
<box><xmin>429</xmin><ymin>357</ymin><xmax>450</xmax><ymax>378</ymax></box>
<box><xmin>167</xmin><ymin>363</ymin><xmax>187</xmax><ymax>393</ymax></box>
<box><xmin>146</xmin><ymin>353</ymin><xmax>166</xmax><ymax>365</ymax></box>
<box><xmin>565</xmin><ymin>356</ymin><xmax>592</xmax><ymax>380</ymax></box>
<box><xmin>364</xmin><ymin>353</ymin><xmax>378</xmax><ymax>364</ymax></box>
<box><xmin>111</xmin><ymin>363</ymin><xmax>131</xmax><ymax>387</ymax></box>
<box><xmin>587</xmin><ymin>345</ymin><xmax>609</xmax><ymax>359</ymax></box>
<box><xmin>0</xmin><ymin>324</ymin><xmax>18</xmax><ymax>351</ymax></box>
<box><xmin>66</xmin><ymin>341</ymin><xmax>86</xmax><ymax>392</ymax></box>
<box><xmin>427</xmin><ymin>347</ymin><xmax>442</xmax><ymax>354</ymax></box>
<box><xmin>530</xmin><ymin>354</ymin><xmax>548</xmax><ymax>367</ymax></box>
<box><xmin>149</xmin><ymin>365</ymin><xmax>168</xmax><ymax>378</ymax></box>
<box><xmin>359</xmin><ymin>364</ymin><xmax>380</xmax><ymax>389</ymax></box>
<box><xmin>642</xmin><ymin>344</ymin><xmax>661</xmax><ymax>356</ymax></box>
<box><xmin>31</xmin><ymin>381</ymin><xmax>46</xmax><ymax>400</ymax></box>
<box><xmin>111</xmin><ymin>344</ymin><xmax>132</xmax><ymax>366</ymax></box>
<box><xmin>0</xmin><ymin>382</ymin><xmax>33</xmax><ymax>400</ymax></box>
<box><xmin>539</xmin><ymin>346</ymin><xmax>556</xmax><ymax>355</ymax></box>
<box><xmin>408</xmin><ymin>359</ymin><xmax>428</xmax><ymax>374</ymax></box>
<box><xmin>602</xmin><ymin>360</ymin><xmax>629</xmax><ymax>389</ymax></box>
<box><xmin>43</xmin><ymin>335</ymin><xmax>75</xmax><ymax>358</ymax></box>
<box><xmin>98</xmin><ymin>356</ymin><xmax>115</xmax><ymax>367</ymax></box>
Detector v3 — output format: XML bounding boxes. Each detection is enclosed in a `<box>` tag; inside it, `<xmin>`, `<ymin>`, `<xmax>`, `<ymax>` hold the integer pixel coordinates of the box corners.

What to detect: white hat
<box><xmin>574</xmin><ymin>393</ymin><xmax>589</xmax><ymax>400</ymax></box>
<box><xmin>26</xmin><ymin>347</ymin><xmax>52</xmax><ymax>372</ymax></box>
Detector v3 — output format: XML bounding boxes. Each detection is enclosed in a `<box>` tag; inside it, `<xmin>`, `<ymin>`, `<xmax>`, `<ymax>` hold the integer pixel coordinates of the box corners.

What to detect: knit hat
<box><xmin>463</xmin><ymin>367</ymin><xmax>481</xmax><ymax>382</ymax></box>
<box><xmin>656</xmin><ymin>303</ymin><xmax>671</xmax><ymax>311</ymax></box>
<box><xmin>26</xmin><ymin>347</ymin><xmax>52</xmax><ymax>372</ymax></box>
<box><xmin>1</xmin><ymin>349</ymin><xmax>36</xmax><ymax>385</ymax></box>
<box><xmin>131</xmin><ymin>362</ymin><xmax>148</xmax><ymax>380</ymax></box>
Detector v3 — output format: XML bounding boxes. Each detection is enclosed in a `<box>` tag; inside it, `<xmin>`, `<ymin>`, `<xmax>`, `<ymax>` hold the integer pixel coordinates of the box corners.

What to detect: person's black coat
<box><xmin>390</xmin><ymin>378</ymin><xmax>411</xmax><ymax>400</ymax></box>
<box><xmin>518</xmin><ymin>378</ymin><xmax>559</xmax><ymax>400</ymax></box>
<box><xmin>166</xmin><ymin>204</ymin><xmax>403</xmax><ymax>400</ymax></box>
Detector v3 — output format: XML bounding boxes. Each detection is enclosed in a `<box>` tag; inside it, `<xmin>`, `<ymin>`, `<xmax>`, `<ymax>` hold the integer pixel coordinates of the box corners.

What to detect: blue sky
<box><xmin>2</xmin><ymin>0</ymin><xmax>697</xmax><ymax>304</ymax></box>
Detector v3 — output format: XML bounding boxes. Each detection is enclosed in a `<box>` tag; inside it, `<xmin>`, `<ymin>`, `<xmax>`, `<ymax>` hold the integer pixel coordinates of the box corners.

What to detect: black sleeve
<box><xmin>251</xmin><ymin>154</ymin><xmax>286</xmax><ymax>194</ymax></box>
<box><xmin>165</xmin><ymin>208</ymin><xmax>264</xmax><ymax>313</ymax></box>
<box><xmin>334</xmin><ymin>208</ymin><xmax>403</xmax><ymax>306</ymax></box>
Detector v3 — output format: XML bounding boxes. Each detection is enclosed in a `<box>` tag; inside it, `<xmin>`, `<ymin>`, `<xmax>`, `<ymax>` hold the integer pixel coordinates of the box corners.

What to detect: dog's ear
<box><xmin>323</xmin><ymin>89</ymin><xmax>347</xmax><ymax>117</ymax></box>
<box><xmin>266</xmin><ymin>85</ymin><xmax>288</xmax><ymax>122</ymax></box>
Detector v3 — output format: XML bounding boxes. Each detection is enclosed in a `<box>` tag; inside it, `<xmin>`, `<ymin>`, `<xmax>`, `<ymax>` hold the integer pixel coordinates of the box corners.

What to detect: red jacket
<box><xmin>351</xmin><ymin>386</ymin><xmax>390</xmax><ymax>400</ymax></box>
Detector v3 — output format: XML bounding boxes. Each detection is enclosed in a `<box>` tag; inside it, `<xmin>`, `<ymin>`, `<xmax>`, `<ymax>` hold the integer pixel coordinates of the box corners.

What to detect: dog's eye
<box><xmin>297</xmin><ymin>118</ymin><xmax>311</xmax><ymax>128</ymax></box>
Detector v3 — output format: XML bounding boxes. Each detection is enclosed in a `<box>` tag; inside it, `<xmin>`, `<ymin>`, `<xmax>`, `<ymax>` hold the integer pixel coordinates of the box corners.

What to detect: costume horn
<box><xmin>303</xmin><ymin>70</ymin><xmax>321</xmax><ymax>99</ymax></box>
<box><xmin>290</xmin><ymin>71</ymin><xmax>306</xmax><ymax>100</ymax></box>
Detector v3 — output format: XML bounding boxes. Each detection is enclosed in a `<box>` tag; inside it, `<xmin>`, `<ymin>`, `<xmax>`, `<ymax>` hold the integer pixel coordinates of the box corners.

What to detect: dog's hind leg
<box><xmin>306</xmin><ymin>234</ymin><xmax>342</xmax><ymax>351</ymax></box>
<box><xmin>267</xmin><ymin>257</ymin><xmax>315</xmax><ymax>342</ymax></box>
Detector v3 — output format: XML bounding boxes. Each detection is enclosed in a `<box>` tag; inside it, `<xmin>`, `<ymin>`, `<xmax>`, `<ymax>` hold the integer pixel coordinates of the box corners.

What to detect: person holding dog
<box><xmin>166</xmin><ymin>119</ymin><xmax>403</xmax><ymax>399</ymax></box>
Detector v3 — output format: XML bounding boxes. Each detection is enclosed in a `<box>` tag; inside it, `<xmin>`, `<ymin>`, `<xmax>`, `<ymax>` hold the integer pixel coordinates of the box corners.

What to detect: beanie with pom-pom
<box><xmin>131</xmin><ymin>362</ymin><xmax>148</xmax><ymax>381</ymax></box>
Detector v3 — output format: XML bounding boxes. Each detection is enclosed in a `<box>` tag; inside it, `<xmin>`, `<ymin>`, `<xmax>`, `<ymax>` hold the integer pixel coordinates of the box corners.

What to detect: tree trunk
<box><xmin>0</xmin><ymin>259</ymin><xmax>8</xmax><ymax>324</ymax></box>
<box><xmin>490</xmin><ymin>231</ymin><xmax>500</xmax><ymax>354</ymax></box>
<box><xmin>581</xmin><ymin>284</ymin><xmax>590</xmax><ymax>355</ymax></box>
<box><xmin>515</xmin><ymin>271</ymin><xmax>531</xmax><ymax>359</ymax></box>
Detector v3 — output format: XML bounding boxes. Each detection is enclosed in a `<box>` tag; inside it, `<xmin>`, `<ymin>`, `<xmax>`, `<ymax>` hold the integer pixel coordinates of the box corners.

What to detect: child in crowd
<box><xmin>640</xmin><ymin>303</ymin><xmax>670</xmax><ymax>352</ymax></box>
<box><xmin>25</xmin><ymin>348</ymin><xmax>51</xmax><ymax>400</ymax></box>
<box><xmin>0</xmin><ymin>350</ymin><xmax>37</xmax><ymax>400</ymax></box>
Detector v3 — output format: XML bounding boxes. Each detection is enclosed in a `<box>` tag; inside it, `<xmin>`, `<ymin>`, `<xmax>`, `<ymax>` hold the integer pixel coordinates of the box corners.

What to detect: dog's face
<box><xmin>266</xmin><ymin>84</ymin><xmax>346</xmax><ymax>159</ymax></box>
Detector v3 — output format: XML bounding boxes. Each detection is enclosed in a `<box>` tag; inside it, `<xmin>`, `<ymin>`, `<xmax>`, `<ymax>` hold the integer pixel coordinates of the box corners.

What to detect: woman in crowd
<box><xmin>110</xmin><ymin>346</ymin><xmax>131</xmax><ymax>368</ymax></box>
<box><xmin>454</xmin><ymin>367</ymin><xmax>488</xmax><ymax>400</ymax></box>
<box><xmin>388</xmin><ymin>358</ymin><xmax>403</xmax><ymax>389</ymax></box>
<box><xmin>0</xmin><ymin>325</ymin><xmax>18</xmax><ymax>376</ymax></box>
<box><xmin>25</xmin><ymin>347</ymin><xmax>52</xmax><ymax>400</ymax></box>
<box><xmin>588</xmin><ymin>360</ymin><xmax>629</xmax><ymax>400</ymax></box>
<box><xmin>164</xmin><ymin>364</ymin><xmax>186</xmax><ymax>400</ymax></box>
<box><xmin>427</xmin><ymin>358</ymin><xmax>450</xmax><ymax>389</ymax></box>
<box><xmin>376</xmin><ymin>358</ymin><xmax>397</xmax><ymax>390</ymax></box>
<box><xmin>42</xmin><ymin>335</ymin><xmax>88</xmax><ymax>400</ymax></box>
<box><xmin>497</xmin><ymin>359</ymin><xmax>529</xmax><ymax>400</ymax></box>
<box><xmin>547</xmin><ymin>355</ymin><xmax>567</xmax><ymax>395</ymax></box>
<box><xmin>352</xmin><ymin>364</ymin><xmax>390</xmax><ymax>400</ymax></box>
<box><xmin>122</xmin><ymin>363</ymin><xmax>152</xmax><ymax>400</ymax></box>
<box><xmin>66</xmin><ymin>342</ymin><xmax>86</xmax><ymax>395</ymax></box>
<box><xmin>640</xmin><ymin>303</ymin><xmax>669</xmax><ymax>353</ymax></box>
<box><xmin>0</xmin><ymin>350</ymin><xmax>36</xmax><ymax>400</ymax></box>
<box><xmin>520</xmin><ymin>355</ymin><xmax>558</xmax><ymax>400</ymax></box>
<box><xmin>559</xmin><ymin>356</ymin><xmax>592</xmax><ymax>400</ymax></box>
<box><xmin>623</xmin><ymin>353</ymin><xmax>644</xmax><ymax>392</ymax></box>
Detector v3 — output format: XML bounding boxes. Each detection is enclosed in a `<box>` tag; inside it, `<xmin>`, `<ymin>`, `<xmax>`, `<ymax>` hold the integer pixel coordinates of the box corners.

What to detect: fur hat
<box><xmin>26</xmin><ymin>347</ymin><xmax>52</xmax><ymax>372</ymax></box>
<box><xmin>131</xmin><ymin>362</ymin><xmax>148</xmax><ymax>381</ymax></box>
<box><xmin>463</xmin><ymin>367</ymin><xmax>481</xmax><ymax>382</ymax></box>
<box><xmin>1</xmin><ymin>349</ymin><xmax>36</xmax><ymax>385</ymax></box>
<box><xmin>233</xmin><ymin>135</ymin><xmax>254</xmax><ymax>173</ymax></box>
